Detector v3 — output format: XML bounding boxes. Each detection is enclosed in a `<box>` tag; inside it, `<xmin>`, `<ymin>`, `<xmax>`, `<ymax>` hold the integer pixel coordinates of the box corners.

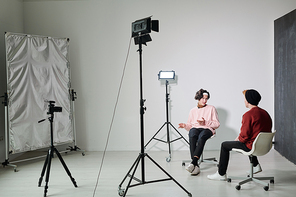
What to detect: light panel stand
<box><xmin>145</xmin><ymin>79</ymin><xmax>189</xmax><ymax>162</ymax></box>
<box><xmin>118</xmin><ymin>34</ymin><xmax>191</xmax><ymax>197</ymax></box>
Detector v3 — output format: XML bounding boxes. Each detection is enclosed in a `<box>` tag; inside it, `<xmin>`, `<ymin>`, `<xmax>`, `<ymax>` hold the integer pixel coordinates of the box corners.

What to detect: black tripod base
<box><xmin>145</xmin><ymin>122</ymin><xmax>189</xmax><ymax>162</ymax></box>
<box><xmin>118</xmin><ymin>153</ymin><xmax>192</xmax><ymax>197</ymax></box>
<box><xmin>38</xmin><ymin>146</ymin><xmax>77</xmax><ymax>197</ymax></box>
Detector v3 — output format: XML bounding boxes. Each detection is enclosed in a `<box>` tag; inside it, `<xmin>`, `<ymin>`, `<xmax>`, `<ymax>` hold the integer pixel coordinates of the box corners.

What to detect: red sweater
<box><xmin>238</xmin><ymin>107</ymin><xmax>272</xmax><ymax>149</ymax></box>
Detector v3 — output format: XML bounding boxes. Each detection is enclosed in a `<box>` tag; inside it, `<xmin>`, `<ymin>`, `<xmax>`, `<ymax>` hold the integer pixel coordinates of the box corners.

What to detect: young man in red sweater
<box><xmin>207</xmin><ymin>89</ymin><xmax>272</xmax><ymax>181</ymax></box>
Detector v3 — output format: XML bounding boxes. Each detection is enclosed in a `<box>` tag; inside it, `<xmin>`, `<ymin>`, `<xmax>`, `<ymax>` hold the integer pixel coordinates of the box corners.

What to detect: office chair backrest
<box><xmin>251</xmin><ymin>131</ymin><xmax>276</xmax><ymax>157</ymax></box>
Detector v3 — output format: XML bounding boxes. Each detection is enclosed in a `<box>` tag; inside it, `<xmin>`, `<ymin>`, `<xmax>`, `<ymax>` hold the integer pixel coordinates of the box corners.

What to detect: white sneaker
<box><xmin>185</xmin><ymin>164</ymin><xmax>195</xmax><ymax>173</ymax></box>
<box><xmin>247</xmin><ymin>164</ymin><xmax>262</xmax><ymax>175</ymax></box>
<box><xmin>207</xmin><ymin>171</ymin><xmax>227</xmax><ymax>181</ymax></box>
<box><xmin>191</xmin><ymin>165</ymin><xmax>200</xmax><ymax>175</ymax></box>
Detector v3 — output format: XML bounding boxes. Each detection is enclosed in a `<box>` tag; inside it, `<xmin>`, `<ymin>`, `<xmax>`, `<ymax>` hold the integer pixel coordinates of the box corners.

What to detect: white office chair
<box><xmin>182</xmin><ymin>134</ymin><xmax>218</xmax><ymax>166</ymax></box>
<box><xmin>227</xmin><ymin>131</ymin><xmax>276</xmax><ymax>191</ymax></box>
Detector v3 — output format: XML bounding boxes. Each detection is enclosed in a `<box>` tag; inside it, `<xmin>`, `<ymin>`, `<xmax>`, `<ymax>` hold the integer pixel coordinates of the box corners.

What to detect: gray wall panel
<box><xmin>274</xmin><ymin>9</ymin><xmax>296</xmax><ymax>165</ymax></box>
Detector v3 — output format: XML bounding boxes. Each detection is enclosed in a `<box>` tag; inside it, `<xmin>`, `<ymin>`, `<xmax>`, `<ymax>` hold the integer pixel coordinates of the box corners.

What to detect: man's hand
<box><xmin>178</xmin><ymin>123</ymin><xmax>185</xmax><ymax>128</ymax></box>
<box><xmin>197</xmin><ymin>117</ymin><xmax>205</xmax><ymax>125</ymax></box>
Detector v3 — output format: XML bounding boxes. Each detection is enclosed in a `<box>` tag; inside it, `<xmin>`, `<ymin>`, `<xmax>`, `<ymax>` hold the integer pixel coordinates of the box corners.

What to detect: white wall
<box><xmin>0</xmin><ymin>0</ymin><xmax>24</xmax><ymax>162</ymax></box>
<box><xmin>14</xmin><ymin>0</ymin><xmax>296</xmax><ymax>152</ymax></box>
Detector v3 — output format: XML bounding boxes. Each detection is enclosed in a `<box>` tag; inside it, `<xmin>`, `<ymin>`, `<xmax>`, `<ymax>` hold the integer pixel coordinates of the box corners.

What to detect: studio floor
<box><xmin>0</xmin><ymin>149</ymin><xmax>295</xmax><ymax>197</ymax></box>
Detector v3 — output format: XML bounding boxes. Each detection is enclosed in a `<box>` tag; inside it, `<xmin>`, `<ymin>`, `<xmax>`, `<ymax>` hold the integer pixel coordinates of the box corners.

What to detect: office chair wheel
<box><xmin>235</xmin><ymin>185</ymin><xmax>241</xmax><ymax>190</ymax></box>
<box><xmin>182</xmin><ymin>162</ymin><xmax>185</xmax><ymax>166</ymax></box>
<box><xmin>264</xmin><ymin>186</ymin><xmax>269</xmax><ymax>191</ymax></box>
<box><xmin>270</xmin><ymin>179</ymin><xmax>274</xmax><ymax>184</ymax></box>
<box><xmin>227</xmin><ymin>178</ymin><xmax>231</xmax><ymax>182</ymax></box>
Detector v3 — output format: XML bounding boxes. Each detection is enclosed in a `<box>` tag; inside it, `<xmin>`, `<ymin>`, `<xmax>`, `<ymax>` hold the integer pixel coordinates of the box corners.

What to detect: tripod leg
<box><xmin>44</xmin><ymin>148</ymin><xmax>54</xmax><ymax>197</ymax></box>
<box><xmin>119</xmin><ymin>154</ymin><xmax>142</xmax><ymax>187</ymax></box>
<box><xmin>119</xmin><ymin>154</ymin><xmax>142</xmax><ymax>197</ymax></box>
<box><xmin>169</xmin><ymin>122</ymin><xmax>189</xmax><ymax>144</ymax></box>
<box><xmin>54</xmin><ymin>148</ymin><xmax>78</xmax><ymax>187</ymax></box>
<box><xmin>146</xmin><ymin>154</ymin><xmax>191</xmax><ymax>196</ymax></box>
<box><xmin>145</xmin><ymin>123</ymin><xmax>166</xmax><ymax>148</ymax></box>
<box><xmin>38</xmin><ymin>151</ymin><xmax>50</xmax><ymax>187</ymax></box>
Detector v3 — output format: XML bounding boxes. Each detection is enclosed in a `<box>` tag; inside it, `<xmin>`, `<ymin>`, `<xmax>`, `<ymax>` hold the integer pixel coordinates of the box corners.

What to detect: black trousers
<box><xmin>189</xmin><ymin>128</ymin><xmax>213</xmax><ymax>160</ymax></box>
<box><xmin>218</xmin><ymin>141</ymin><xmax>259</xmax><ymax>176</ymax></box>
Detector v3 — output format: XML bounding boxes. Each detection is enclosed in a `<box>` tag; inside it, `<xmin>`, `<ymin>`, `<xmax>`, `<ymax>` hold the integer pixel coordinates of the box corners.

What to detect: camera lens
<box><xmin>54</xmin><ymin>107</ymin><xmax>62</xmax><ymax>112</ymax></box>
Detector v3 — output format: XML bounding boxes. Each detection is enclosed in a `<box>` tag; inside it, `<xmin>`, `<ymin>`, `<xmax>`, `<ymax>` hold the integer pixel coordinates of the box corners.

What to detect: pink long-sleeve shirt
<box><xmin>184</xmin><ymin>105</ymin><xmax>220</xmax><ymax>134</ymax></box>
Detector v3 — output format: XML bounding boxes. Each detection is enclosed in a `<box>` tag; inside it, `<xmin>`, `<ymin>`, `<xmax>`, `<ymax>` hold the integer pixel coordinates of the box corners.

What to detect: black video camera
<box><xmin>47</xmin><ymin>101</ymin><xmax>62</xmax><ymax>114</ymax></box>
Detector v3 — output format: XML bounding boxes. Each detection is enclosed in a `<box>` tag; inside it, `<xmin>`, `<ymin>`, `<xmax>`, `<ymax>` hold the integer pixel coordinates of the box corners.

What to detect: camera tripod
<box><xmin>145</xmin><ymin>80</ymin><xmax>189</xmax><ymax>162</ymax></box>
<box><xmin>118</xmin><ymin>35</ymin><xmax>191</xmax><ymax>197</ymax></box>
<box><xmin>38</xmin><ymin>101</ymin><xmax>77</xmax><ymax>197</ymax></box>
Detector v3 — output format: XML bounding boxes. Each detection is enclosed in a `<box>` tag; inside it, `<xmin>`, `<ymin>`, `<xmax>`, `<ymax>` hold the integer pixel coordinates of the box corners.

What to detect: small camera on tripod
<box><xmin>47</xmin><ymin>101</ymin><xmax>62</xmax><ymax>114</ymax></box>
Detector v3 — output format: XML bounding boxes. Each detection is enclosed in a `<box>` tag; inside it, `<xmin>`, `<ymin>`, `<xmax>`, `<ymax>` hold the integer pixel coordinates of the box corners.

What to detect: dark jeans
<box><xmin>218</xmin><ymin>141</ymin><xmax>259</xmax><ymax>176</ymax></box>
<box><xmin>189</xmin><ymin>128</ymin><xmax>213</xmax><ymax>160</ymax></box>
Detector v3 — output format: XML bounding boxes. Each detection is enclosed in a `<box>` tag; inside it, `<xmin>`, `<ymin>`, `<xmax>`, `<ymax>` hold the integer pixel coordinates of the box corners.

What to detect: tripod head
<box><xmin>38</xmin><ymin>101</ymin><xmax>62</xmax><ymax>123</ymax></box>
